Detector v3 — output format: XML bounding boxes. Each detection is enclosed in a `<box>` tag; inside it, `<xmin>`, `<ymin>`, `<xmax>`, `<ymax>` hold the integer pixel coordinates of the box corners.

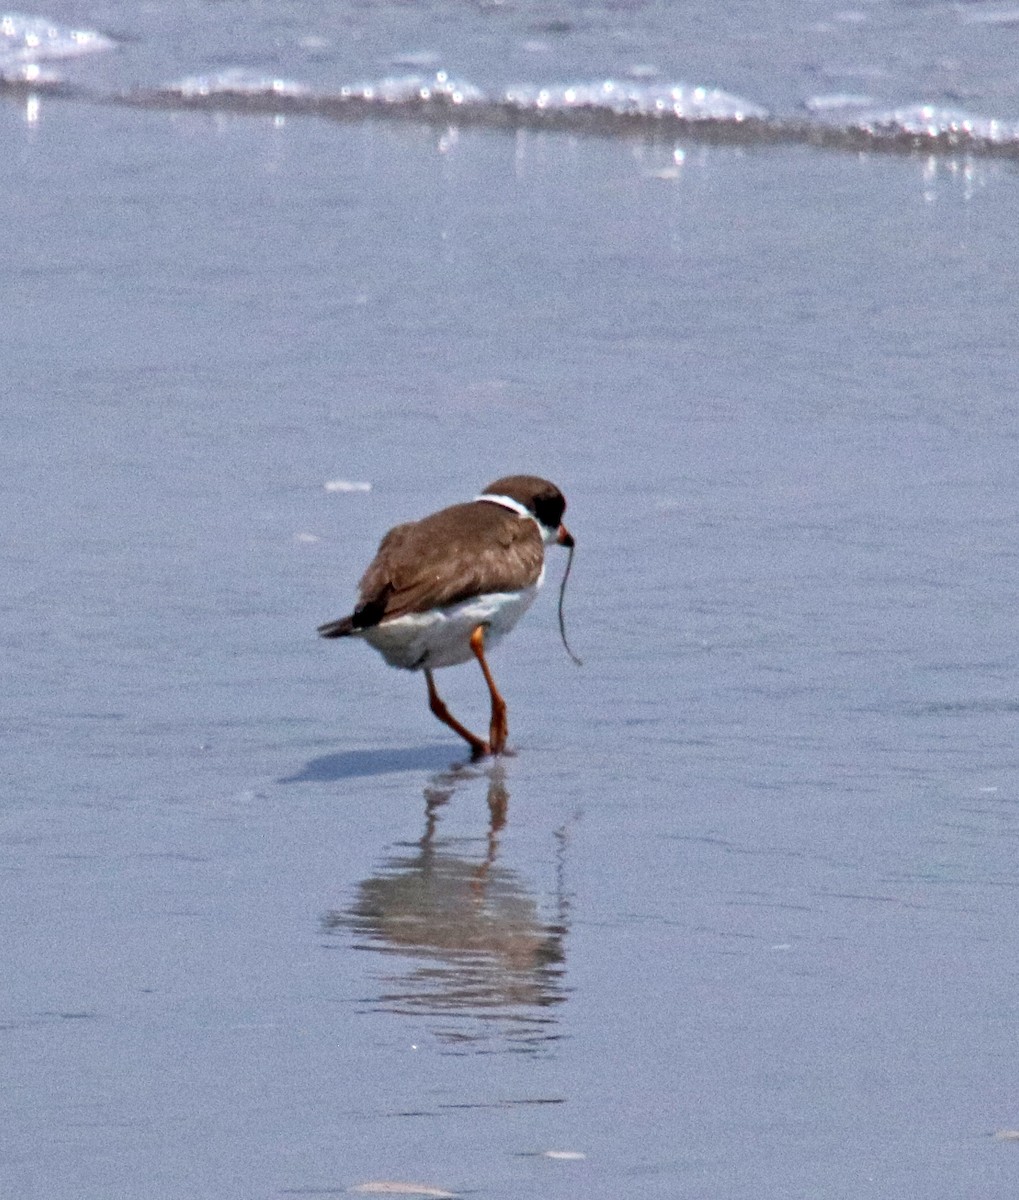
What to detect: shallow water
<box><xmin>5</xmin><ymin>2</ymin><xmax>1019</xmax><ymax>1197</ymax></box>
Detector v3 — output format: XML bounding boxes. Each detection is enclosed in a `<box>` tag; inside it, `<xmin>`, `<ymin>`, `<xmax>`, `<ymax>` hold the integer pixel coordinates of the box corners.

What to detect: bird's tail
<box><xmin>317</xmin><ymin>615</ymin><xmax>356</xmax><ymax>639</ymax></box>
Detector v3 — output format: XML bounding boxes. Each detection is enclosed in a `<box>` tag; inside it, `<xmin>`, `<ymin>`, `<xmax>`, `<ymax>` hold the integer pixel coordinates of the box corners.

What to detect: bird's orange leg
<box><xmin>425</xmin><ymin>667</ymin><xmax>490</xmax><ymax>758</ymax></box>
<box><xmin>470</xmin><ymin>625</ymin><xmax>509</xmax><ymax>754</ymax></box>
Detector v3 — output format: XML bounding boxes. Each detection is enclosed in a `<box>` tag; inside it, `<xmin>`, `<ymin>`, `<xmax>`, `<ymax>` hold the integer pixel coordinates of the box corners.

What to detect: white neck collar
<box><xmin>475</xmin><ymin>493</ymin><xmax>557</xmax><ymax>545</ymax></box>
<box><xmin>474</xmin><ymin>493</ymin><xmax>532</xmax><ymax>520</ymax></box>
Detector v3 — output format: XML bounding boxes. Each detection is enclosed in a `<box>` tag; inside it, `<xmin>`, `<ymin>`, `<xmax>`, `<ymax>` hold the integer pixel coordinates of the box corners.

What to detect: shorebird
<box><xmin>318</xmin><ymin>475</ymin><xmax>578</xmax><ymax>756</ymax></box>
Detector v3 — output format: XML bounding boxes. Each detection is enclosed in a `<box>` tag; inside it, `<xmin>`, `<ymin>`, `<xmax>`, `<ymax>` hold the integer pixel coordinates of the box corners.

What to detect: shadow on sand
<box><xmin>279</xmin><ymin>743</ymin><xmax>468</xmax><ymax>783</ymax></box>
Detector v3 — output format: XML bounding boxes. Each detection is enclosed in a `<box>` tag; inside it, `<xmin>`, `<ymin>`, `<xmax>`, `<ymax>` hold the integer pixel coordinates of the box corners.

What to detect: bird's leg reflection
<box><xmin>418</xmin><ymin>761</ymin><xmax>508</xmax><ymax>857</ymax></box>
<box><xmin>469</xmin><ymin>763</ymin><xmax>509</xmax><ymax>895</ymax></box>
<box><xmin>421</xmin><ymin>774</ymin><xmax>457</xmax><ymax>845</ymax></box>
<box><xmin>486</xmin><ymin>764</ymin><xmax>508</xmax><ymax>836</ymax></box>
<box><xmin>419</xmin><ymin>762</ymin><xmax>508</xmax><ymax>893</ymax></box>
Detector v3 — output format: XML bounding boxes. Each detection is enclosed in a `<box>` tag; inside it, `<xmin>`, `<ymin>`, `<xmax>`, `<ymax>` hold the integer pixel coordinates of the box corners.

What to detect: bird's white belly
<box><xmin>361</xmin><ymin>581</ymin><xmax>542</xmax><ymax>671</ymax></box>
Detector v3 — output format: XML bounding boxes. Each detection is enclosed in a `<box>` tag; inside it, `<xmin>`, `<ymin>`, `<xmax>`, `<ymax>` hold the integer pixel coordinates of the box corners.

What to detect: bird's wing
<box><xmin>352</xmin><ymin>502</ymin><xmax>544</xmax><ymax>627</ymax></box>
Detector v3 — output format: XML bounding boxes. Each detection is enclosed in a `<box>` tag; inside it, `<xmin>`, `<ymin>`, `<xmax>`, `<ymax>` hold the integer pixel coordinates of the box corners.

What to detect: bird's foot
<box><xmin>469</xmin><ymin>739</ymin><xmax>493</xmax><ymax>761</ymax></box>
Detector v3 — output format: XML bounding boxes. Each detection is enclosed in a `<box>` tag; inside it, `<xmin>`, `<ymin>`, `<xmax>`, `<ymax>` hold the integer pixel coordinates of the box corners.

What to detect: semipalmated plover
<box><xmin>318</xmin><ymin>475</ymin><xmax>577</xmax><ymax>756</ymax></box>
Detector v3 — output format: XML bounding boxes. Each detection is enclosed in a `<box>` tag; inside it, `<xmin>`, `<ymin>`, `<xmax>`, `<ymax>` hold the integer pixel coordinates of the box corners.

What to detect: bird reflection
<box><xmin>322</xmin><ymin>763</ymin><xmax>571</xmax><ymax>1054</ymax></box>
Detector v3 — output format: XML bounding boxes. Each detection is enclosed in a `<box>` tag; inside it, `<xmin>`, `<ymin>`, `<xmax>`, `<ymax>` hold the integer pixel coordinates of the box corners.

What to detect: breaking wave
<box><xmin>4</xmin><ymin>10</ymin><xmax>1019</xmax><ymax>159</ymax></box>
<box><xmin>114</xmin><ymin>72</ymin><xmax>1019</xmax><ymax>158</ymax></box>
<box><xmin>0</xmin><ymin>10</ymin><xmax>114</xmax><ymax>80</ymax></box>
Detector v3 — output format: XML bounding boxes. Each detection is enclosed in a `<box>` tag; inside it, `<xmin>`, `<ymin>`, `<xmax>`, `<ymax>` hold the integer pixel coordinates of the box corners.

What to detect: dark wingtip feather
<box><xmin>317</xmin><ymin>615</ymin><xmax>356</xmax><ymax>638</ymax></box>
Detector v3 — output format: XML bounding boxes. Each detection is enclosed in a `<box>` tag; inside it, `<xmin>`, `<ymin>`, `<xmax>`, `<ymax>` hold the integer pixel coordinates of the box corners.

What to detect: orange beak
<box><xmin>557</xmin><ymin>523</ymin><xmax>575</xmax><ymax>549</ymax></box>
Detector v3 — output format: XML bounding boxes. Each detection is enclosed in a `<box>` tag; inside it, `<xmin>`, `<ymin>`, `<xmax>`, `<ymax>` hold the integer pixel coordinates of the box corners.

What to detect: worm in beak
<box><xmin>555</xmin><ymin>525</ymin><xmax>582</xmax><ymax>666</ymax></box>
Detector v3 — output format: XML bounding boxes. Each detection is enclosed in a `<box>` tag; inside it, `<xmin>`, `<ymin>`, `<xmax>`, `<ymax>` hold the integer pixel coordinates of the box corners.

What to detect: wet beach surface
<box><xmin>6</xmin><ymin>4</ymin><xmax>1019</xmax><ymax>1196</ymax></box>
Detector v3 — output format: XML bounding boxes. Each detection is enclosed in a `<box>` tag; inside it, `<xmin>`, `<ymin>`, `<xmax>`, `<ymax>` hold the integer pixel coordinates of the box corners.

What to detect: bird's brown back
<box><xmin>355</xmin><ymin>501</ymin><xmax>545</xmax><ymax>625</ymax></box>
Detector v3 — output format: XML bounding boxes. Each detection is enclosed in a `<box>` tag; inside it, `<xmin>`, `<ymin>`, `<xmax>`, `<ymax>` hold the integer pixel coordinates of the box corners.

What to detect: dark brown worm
<box><xmin>557</xmin><ymin>542</ymin><xmax>583</xmax><ymax>666</ymax></box>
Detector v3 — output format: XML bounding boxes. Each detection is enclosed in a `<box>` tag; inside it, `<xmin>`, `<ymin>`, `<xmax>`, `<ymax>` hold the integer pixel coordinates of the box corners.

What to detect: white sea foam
<box><xmin>849</xmin><ymin>103</ymin><xmax>1019</xmax><ymax>144</ymax></box>
<box><xmin>803</xmin><ymin>93</ymin><xmax>876</xmax><ymax>114</ymax></box>
<box><xmin>33</xmin><ymin>33</ymin><xmax>1019</xmax><ymax>158</ymax></box>
<box><xmin>0</xmin><ymin>11</ymin><xmax>115</xmax><ymax>67</ymax></box>
<box><xmin>169</xmin><ymin>67</ymin><xmax>311</xmax><ymax>100</ymax></box>
<box><xmin>336</xmin><ymin>71</ymin><xmax>484</xmax><ymax>106</ymax></box>
<box><xmin>324</xmin><ymin>479</ymin><xmax>372</xmax><ymax>493</ymax></box>
<box><xmin>502</xmin><ymin>79</ymin><xmax>767</xmax><ymax>121</ymax></box>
